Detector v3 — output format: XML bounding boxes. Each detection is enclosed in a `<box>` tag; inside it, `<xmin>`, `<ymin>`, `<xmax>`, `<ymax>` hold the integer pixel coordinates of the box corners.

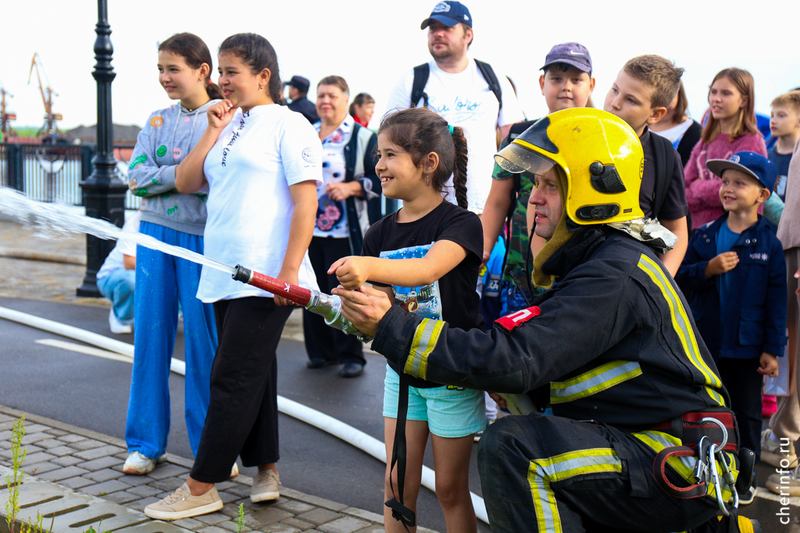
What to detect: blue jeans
<box><xmin>97</xmin><ymin>269</ymin><xmax>135</xmax><ymax>324</ymax></box>
<box><xmin>126</xmin><ymin>221</ymin><xmax>218</xmax><ymax>459</ymax></box>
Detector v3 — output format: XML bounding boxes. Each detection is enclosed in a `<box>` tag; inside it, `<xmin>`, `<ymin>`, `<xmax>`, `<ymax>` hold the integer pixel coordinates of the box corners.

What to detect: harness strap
<box><xmin>653</xmin><ymin>446</ymin><xmax>709</xmax><ymax>499</ymax></box>
<box><xmin>385</xmin><ymin>372</ymin><xmax>416</xmax><ymax>531</ymax></box>
<box><xmin>649</xmin><ymin>410</ymin><xmax>738</xmax><ymax>452</ymax></box>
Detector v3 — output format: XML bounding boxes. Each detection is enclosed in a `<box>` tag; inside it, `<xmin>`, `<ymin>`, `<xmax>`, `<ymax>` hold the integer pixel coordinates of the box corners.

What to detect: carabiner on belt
<box><xmin>707</xmin><ymin>443</ymin><xmax>729</xmax><ymax>516</ymax></box>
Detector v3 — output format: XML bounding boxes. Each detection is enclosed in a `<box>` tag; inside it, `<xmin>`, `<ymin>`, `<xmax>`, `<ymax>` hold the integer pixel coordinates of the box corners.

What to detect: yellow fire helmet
<box><xmin>494</xmin><ymin>108</ymin><xmax>644</xmax><ymax>226</ymax></box>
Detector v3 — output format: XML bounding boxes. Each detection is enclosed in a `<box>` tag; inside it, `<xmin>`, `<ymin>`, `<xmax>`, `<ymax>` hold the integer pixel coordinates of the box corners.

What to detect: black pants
<box><xmin>190</xmin><ymin>297</ymin><xmax>292</xmax><ymax>483</ymax></box>
<box><xmin>717</xmin><ymin>357</ymin><xmax>763</xmax><ymax>460</ymax></box>
<box><xmin>303</xmin><ymin>236</ymin><xmax>365</xmax><ymax>365</ymax></box>
<box><xmin>477</xmin><ymin>412</ymin><xmax>722</xmax><ymax>533</ymax></box>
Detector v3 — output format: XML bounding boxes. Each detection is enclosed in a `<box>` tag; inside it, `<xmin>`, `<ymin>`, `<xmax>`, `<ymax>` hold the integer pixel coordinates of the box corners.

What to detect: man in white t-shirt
<box><xmin>384</xmin><ymin>0</ymin><xmax>524</xmax><ymax>214</ymax></box>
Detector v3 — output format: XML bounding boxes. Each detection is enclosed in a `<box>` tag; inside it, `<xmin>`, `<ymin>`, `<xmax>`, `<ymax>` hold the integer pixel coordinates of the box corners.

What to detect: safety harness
<box><xmin>649</xmin><ymin>409</ymin><xmax>753</xmax><ymax>516</ymax></box>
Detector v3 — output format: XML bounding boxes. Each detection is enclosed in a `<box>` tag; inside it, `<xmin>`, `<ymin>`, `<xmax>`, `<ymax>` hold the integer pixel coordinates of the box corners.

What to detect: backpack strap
<box><xmin>410</xmin><ymin>64</ymin><xmax>430</xmax><ymax>108</ymax></box>
<box><xmin>651</xmin><ymin>132</ymin><xmax>675</xmax><ymax>221</ymax></box>
<box><xmin>475</xmin><ymin>59</ymin><xmax>502</xmax><ymax>110</ymax></box>
<box><xmin>411</xmin><ymin>60</ymin><xmax>503</xmax><ymax>110</ymax></box>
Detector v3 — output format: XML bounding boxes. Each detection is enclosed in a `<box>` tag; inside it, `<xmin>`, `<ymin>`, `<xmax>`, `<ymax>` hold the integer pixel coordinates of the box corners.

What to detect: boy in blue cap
<box><xmin>676</xmin><ymin>151</ymin><xmax>788</xmax><ymax>503</ymax></box>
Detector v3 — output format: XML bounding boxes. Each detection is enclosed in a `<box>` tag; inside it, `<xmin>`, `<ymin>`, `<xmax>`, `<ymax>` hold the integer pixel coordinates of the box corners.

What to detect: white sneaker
<box><xmin>109</xmin><ymin>309</ymin><xmax>133</xmax><ymax>334</ymax></box>
<box><xmin>123</xmin><ymin>451</ymin><xmax>167</xmax><ymax>475</ymax></box>
<box><xmin>230</xmin><ymin>463</ymin><xmax>239</xmax><ymax>478</ymax></box>
<box><xmin>767</xmin><ymin>467</ymin><xmax>800</xmax><ymax>497</ymax></box>
<box><xmin>760</xmin><ymin>429</ymin><xmax>798</xmax><ymax>469</ymax></box>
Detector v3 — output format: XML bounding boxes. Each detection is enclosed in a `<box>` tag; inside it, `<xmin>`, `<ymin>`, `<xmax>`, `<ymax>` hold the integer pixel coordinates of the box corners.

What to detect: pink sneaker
<box><xmin>763</xmin><ymin>395</ymin><xmax>777</xmax><ymax>418</ymax></box>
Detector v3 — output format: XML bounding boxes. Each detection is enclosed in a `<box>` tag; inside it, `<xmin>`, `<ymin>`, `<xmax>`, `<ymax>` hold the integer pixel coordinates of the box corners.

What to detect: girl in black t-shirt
<box><xmin>329</xmin><ymin>108</ymin><xmax>483</xmax><ymax>533</ymax></box>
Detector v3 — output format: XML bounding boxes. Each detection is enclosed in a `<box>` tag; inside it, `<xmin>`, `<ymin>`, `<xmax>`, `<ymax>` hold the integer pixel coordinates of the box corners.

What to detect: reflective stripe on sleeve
<box><xmin>636</xmin><ymin>255</ymin><xmax>725</xmax><ymax>406</ymax></box>
<box><xmin>527</xmin><ymin>448</ymin><xmax>622</xmax><ymax>533</ymax></box>
<box><xmin>405</xmin><ymin>318</ymin><xmax>445</xmax><ymax>380</ymax></box>
<box><xmin>550</xmin><ymin>360</ymin><xmax>642</xmax><ymax>405</ymax></box>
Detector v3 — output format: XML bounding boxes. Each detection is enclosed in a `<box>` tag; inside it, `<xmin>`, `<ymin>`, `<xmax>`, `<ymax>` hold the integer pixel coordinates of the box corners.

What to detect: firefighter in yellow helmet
<box><xmin>335</xmin><ymin>108</ymin><xmax>759</xmax><ymax>532</ymax></box>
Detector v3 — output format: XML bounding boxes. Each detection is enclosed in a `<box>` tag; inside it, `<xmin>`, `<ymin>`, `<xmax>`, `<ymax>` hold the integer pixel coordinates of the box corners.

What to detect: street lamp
<box><xmin>77</xmin><ymin>0</ymin><xmax>128</xmax><ymax>297</ymax></box>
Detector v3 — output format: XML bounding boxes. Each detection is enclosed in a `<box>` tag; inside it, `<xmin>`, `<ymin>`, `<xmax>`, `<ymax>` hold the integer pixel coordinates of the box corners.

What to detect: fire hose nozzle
<box><xmin>231</xmin><ymin>264</ymin><xmax>372</xmax><ymax>342</ymax></box>
<box><xmin>232</xmin><ymin>264</ymin><xmax>253</xmax><ymax>284</ymax></box>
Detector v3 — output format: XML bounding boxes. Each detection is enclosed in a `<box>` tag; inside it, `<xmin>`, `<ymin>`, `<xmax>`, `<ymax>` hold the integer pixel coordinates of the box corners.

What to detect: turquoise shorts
<box><xmin>382</xmin><ymin>365</ymin><xmax>486</xmax><ymax>438</ymax></box>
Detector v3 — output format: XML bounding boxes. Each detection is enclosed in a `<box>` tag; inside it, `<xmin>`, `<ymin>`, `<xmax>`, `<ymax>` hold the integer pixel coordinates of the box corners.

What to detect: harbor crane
<box><xmin>28</xmin><ymin>53</ymin><xmax>63</xmax><ymax>139</ymax></box>
<box><xmin>0</xmin><ymin>80</ymin><xmax>16</xmax><ymax>137</ymax></box>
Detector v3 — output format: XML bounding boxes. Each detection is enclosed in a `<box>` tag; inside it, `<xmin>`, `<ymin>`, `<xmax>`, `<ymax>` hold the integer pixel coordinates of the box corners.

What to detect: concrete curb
<box><xmin>0</xmin><ymin>247</ymin><xmax>86</xmax><ymax>266</ymax></box>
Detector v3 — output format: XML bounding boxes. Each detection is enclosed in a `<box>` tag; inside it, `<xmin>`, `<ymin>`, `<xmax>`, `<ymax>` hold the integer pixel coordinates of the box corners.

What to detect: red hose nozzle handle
<box><xmin>233</xmin><ymin>264</ymin><xmax>312</xmax><ymax>307</ymax></box>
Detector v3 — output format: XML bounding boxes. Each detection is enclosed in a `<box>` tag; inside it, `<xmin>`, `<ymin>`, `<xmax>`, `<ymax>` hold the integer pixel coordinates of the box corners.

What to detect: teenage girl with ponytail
<box><xmin>124</xmin><ymin>32</ymin><xmax>222</xmax><ymax>476</ymax></box>
<box><xmin>684</xmin><ymin>68</ymin><xmax>767</xmax><ymax>229</ymax></box>
<box><xmin>330</xmin><ymin>107</ymin><xmax>483</xmax><ymax>533</ymax></box>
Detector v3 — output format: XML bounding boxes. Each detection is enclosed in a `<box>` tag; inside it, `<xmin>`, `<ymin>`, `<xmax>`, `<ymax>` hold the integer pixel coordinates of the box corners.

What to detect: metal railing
<box><xmin>0</xmin><ymin>142</ymin><xmax>141</xmax><ymax>210</ymax></box>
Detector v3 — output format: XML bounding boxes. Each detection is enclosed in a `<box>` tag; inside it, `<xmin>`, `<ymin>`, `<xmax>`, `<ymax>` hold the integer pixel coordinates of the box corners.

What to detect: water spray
<box><xmin>0</xmin><ymin>187</ymin><xmax>371</xmax><ymax>341</ymax></box>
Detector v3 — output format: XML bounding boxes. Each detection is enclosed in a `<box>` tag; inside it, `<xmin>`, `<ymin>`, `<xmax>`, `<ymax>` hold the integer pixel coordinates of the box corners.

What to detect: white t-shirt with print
<box><xmin>385</xmin><ymin>58</ymin><xmax>524</xmax><ymax>214</ymax></box>
<box><xmin>313</xmin><ymin>115</ymin><xmax>353</xmax><ymax>239</ymax></box>
<box><xmin>198</xmin><ymin>104</ymin><xmax>323</xmax><ymax>303</ymax></box>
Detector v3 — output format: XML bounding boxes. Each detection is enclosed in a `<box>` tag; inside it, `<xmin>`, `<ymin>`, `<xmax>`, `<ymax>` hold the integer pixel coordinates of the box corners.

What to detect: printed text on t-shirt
<box><xmin>221</xmin><ymin>114</ymin><xmax>248</xmax><ymax>167</ymax></box>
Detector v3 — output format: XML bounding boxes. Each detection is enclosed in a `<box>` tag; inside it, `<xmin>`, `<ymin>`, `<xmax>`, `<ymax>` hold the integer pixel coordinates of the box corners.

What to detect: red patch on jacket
<box><xmin>495</xmin><ymin>306</ymin><xmax>541</xmax><ymax>332</ymax></box>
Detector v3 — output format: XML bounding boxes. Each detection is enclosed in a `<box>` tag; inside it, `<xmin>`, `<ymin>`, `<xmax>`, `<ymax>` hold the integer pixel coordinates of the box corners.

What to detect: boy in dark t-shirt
<box><xmin>481</xmin><ymin>42</ymin><xmax>596</xmax><ymax>314</ymax></box>
<box><xmin>604</xmin><ymin>55</ymin><xmax>689</xmax><ymax>276</ymax></box>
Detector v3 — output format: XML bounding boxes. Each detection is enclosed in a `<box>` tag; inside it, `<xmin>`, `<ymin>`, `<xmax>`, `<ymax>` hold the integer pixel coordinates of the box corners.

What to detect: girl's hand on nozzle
<box><xmin>328</xmin><ymin>256</ymin><xmax>369</xmax><ymax>290</ymax></box>
<box><xmin>207</xmin><ymin>99</ymin><xmax>237</xmax><ymax>130</ymax></box>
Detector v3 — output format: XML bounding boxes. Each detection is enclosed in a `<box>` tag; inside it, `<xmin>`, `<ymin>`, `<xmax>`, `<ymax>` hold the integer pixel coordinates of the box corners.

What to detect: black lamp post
<box><xmin>77</xmin><ymin>0</ymin><xmax>128</xmax><ymax>297</ymax></box>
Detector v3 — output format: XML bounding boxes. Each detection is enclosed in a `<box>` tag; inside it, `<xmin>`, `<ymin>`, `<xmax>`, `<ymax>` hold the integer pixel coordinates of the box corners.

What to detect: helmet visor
<box><xmin>494</xmin><ymin>139</ymin><xmax>556</xmax><ymax>176</ymax></box>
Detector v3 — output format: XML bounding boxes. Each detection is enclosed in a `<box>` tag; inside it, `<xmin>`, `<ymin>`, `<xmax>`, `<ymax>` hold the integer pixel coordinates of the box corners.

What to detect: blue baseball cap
<box><xmin>421</xmin><ymin>1</ymin><xmax>472</xmax><ymax>29</ymax></box>
<box><xmin>706</xmin><ymin>151</ymin><xmax>778</xmax><ymax>193</ymax></box>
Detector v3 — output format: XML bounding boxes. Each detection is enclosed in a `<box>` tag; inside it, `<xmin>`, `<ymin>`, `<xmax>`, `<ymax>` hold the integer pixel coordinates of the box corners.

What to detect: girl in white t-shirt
<box><xmin>330</xmin><ymin>107</ymin><xmax>484</xmax><ymax>533</ymax></box>
<box><xmin>144</xmin><ymin>33</ymin><xmax>322</xmax><ymax>521</ymax></box>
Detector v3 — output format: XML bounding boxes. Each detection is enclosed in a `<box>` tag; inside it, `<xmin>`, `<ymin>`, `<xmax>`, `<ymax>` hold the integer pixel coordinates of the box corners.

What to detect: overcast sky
<box><xmin>3</xmin><ymin>0</ymin><xmax>796</xmax><ymax>132</ymax></box>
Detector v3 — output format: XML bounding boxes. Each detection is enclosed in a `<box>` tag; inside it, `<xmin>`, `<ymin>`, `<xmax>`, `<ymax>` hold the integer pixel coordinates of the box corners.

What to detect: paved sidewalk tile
<box><xmin>85</xmin><ymin>468</ymin><xmax>125</xmax><ymax>482</ymax></box>
<box><xmin>81</xmin><ymin>455</ymin><xmax>121</xmax><ymax>471</ymax></box>
<box><xmin>59</xmin><ymin>476</ymin><xmax>96</xmax><ymax>490</ymax></box>
<box><xmin>24</xmin><ymin>461</ymin><xmax>61</xmax><ymax>475</ymax></box>
<box><xmin>74</xmin><ymin>444</ymin><xmax>126</xmax><ymax>460</ymax></box>
<box><xmin>82</xmin><ymin>479</ymin><xmax>131</xmax><ymax>496</ymax></box>
<box><xmin>52</xmin><ymin>455</ymin><xmax>83</xmax><ymax>467</ymax></box>
<box><xmin>146</xmin><ymin>463</ymin><xmax>188</xmax><ymax>480</ymax></box>
<box><xmin>37</xmin><ymin>465</ymin><xmax>89</xmax><ymax>481</ymax></box>
<box><xmin>46</xmin><ymin>445</ymin><xmax>78</xmax><ymax>457</ymax></box>
<box><xmin>318</xmin><ymin>516</ymin><xmax>371</xmax><ymax>533</ymax></box>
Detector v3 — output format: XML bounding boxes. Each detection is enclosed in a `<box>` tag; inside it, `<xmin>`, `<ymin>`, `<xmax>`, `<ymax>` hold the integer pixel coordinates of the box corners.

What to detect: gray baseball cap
<box><xmin>541</xmin><ymin>42</ymin><xmax>593</xmax><ymax>73</ymax></box>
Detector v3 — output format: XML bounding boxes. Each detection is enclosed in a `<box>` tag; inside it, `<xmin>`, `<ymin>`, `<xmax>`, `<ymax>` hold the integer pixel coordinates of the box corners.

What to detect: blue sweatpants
<box><xmin>125</xmin><ymin>221</ymin><xmax>218</xmax><ymax>459</ymax></box>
